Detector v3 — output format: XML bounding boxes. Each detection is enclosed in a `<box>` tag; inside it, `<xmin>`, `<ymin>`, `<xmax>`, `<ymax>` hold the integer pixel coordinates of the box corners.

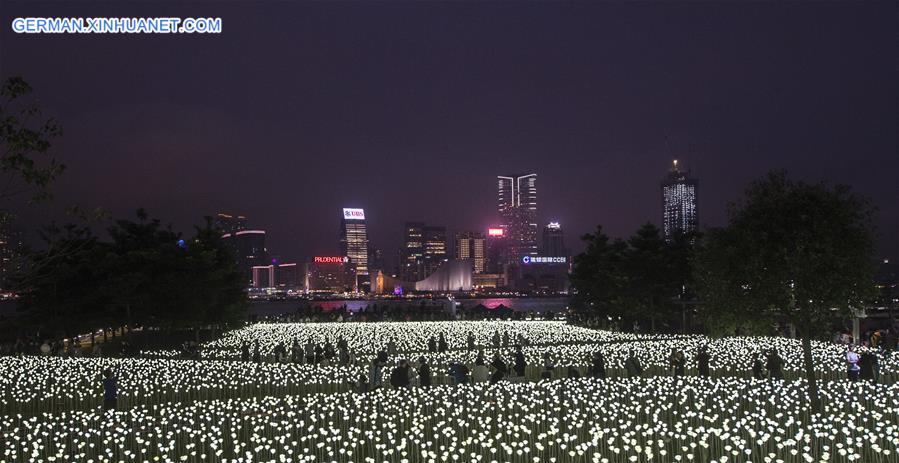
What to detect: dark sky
<box><xmin>1</xmin><ymin>1</ymin><xmax>897</xmax><ymax>267</ymax></box>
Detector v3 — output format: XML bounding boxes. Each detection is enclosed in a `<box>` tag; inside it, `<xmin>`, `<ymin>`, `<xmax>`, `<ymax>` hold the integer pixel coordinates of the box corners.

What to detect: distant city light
<box><xmin>547</xmin><ymin>222</ymin><xmax>561</xmax><ymax>229</ymax></box>
<box><xmin>488</xmin><ymin>228</ymin><xmax>504</xmax><ymax>237</ymax></box>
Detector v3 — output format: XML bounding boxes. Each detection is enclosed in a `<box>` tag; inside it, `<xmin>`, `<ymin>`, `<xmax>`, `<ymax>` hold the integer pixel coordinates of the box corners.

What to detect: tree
<box><xmin>620</xmin><ymin>223</ymin><xmax>670</xmax><ymax>332</ymax></box>
<box><xmin>14</xmin><ymin>223</ymin><xmax>109</xmax><ymax>337</ymax></box>
<box><xmin>693</xmin><ymin>171</ymin><xmax>876</xmax><ymax>411</ymax></box>
<box><xmin>104</xmin><ymin>211</ymin><xmax>247</xmax><ymax>335</ymax></box>
<box><xmin>16</xmin><ymin>210</ymin><xmax>247</xmax><ymax>344</ymax></box>
<box><xmin>570</xmin><ymin>226</ymin><xmax>627</xmax><ymax>325</ymax></box>
<box><xmin>572</xmin><ymin>224</ymin><xmax>696</xmax><ymax>333</ymax></box>
<box><xmin>0</xmin><ymin>77</ymin><xmax>64</xmax><ymax>202</ymax></box>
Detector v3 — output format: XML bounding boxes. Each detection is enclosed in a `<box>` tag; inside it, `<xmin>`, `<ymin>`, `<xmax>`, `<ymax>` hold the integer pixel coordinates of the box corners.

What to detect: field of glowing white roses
<box><xmin>0</xmin><ymin>321</ymin><xmax>897</xmax><ymax>463</ymax></box>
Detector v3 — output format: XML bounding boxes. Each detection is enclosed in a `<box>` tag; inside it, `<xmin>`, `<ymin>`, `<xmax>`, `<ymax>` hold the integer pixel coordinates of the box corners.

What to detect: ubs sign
<box><xmin>342</xmin><ymin>208</ymin><xmax>365</xmax><ymax>220</ymax></box>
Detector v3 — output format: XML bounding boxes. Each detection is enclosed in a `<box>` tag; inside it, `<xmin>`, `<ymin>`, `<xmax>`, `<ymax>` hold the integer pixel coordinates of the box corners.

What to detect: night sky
<box><xmin>1</xmin><ymin>1</ymin><xmax>896</xmax><ymax>267</ymax></box>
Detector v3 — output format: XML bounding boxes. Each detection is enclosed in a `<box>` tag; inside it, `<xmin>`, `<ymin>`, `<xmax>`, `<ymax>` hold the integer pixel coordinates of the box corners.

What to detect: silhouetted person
<box><xmin>390</xmin><ymin>360</ymin><xmax>411</xmax><ymax>388</ymax></box>
<box><xmin>418</xmin><ymin>357</ymin><xmax>431</xmax><ymax>387</ymax></box>
<box><xmin>314</xmin><ymin>344</ymin><xmax>324</xmax><ymax>364</ymax></box>
<box><xmin>766</xmin><ymin>349</ymin><xmax>783</xmax><ymax>380</ymax></box>
<box><xmin>513</xmin><ymin>346</ymin><xmax>526</xmax><ymax>378</ymax></box>
<box><xmin>625</xmin><ymin>349</ymin><xmax>643</xmax><ymax>378</ymax></box>
<box><xmin>590</xmin><ymin>351</ymin><xmax>606</xmax><ymax>379</ymax></box>
<box><xmin>541</xmin><ymin>352</ymin><xmax>555</xmax><ymax>380</ymax></box>
<box><xmin>858</xmin><ymin>350</ymin><xmax>876</xmax><ymax>382</ymax></box>
<box><xmin>466</xmin><ymin>331</ymin><xmax>476</xmax><ymax>350</ymax></box>
<box><xmin>305</xmin><ymin>341</ymin><xmax>315</xmax><ymax>364</ymax></box>
<box><xmin>669</xmin><ymin>348</ymin><xmax>686</xmax><ymax>377</ymax></box>
<box><xmin>338</xmin><ymin>344</ymin><xmax>349</xmax><ymax>366</ymax></box>
<box><xmin>102</xmin><ymin>369</ymin><xmax>118</xmax><ymax>412</ymax></box>
<box><xmin>252</xmin><ymin>341</ymin><xmax>261</xmax><ymax>363</ymax></box>
<box><xmin>490</xmin><ymin>353</ymin><xmax>508</xmax><ymax>383</ymax></box>
<box><xmin>438</xmin><ymin>333</ymin><xmax>448</xmax><ymax>352</ymax></box>
<box><xmin>752</xmin><ymin>353</ymin><xmax>766</xmax><ymax>379</ymax></box>
<box><xmin>352</xmin><ymin>373</ymin><xmax>369</xmax><ymax>393</ymax></box>
<box><xmin>240</xmin><ymin>342</ymin><xmax>250</xmax><ymax>362</ymax></box>
<box><xmin>370</xmin><ymin>354</ymin><xmax>386</xmax><ymax>388</ymax></box>
<box><xmin>291</xmin><ymin>339</ymin><xmax>301</xmax><ymax>363</ymax></box>
<box><xmin>472</xmin><ymin>357</ymin><xmax>489</xmax><ymax>383</ymax></box>
<box><xmin>696</xmin><ymin>346</ymin><xmax>711</xmax><ymax>377</ymax></box>
<box><xmin>845</xmin><ymin>345</ymin><xmax>860</xmax><ymax>382</ymax></box>
<box><xmin>387</xmin><ymin>339</ymin><xmax>397</xmax><ymax>356</ymax></box>
<box><xmin>428</xmin><ymin>336</ymin><xmax>437</xmax><ymax>353</ymax></box>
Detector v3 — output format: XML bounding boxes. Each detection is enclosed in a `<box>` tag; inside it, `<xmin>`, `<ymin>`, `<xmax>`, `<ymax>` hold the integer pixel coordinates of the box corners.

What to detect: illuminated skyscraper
<box><xmin>661</xmin><ymin>159</ymin><xmax>698</xmax><ymax>242</ymax></box>
<box><xmin>212</xmin><ymin>213</ymin><xmax>247</xmax><ymax>234</ymax></box>
<box><xmin>422</xmin><ymin>225</ymin><xmax>447</xmax><ymax>278</ymax></box>
<box><xmin>455</xmin><ymin>231</ymin><xmax>486</xmax><ymax>274</ymax></box>
<box><xmin>541</xmin><ymin>222</ymin><xmax>566</xmax><ymax>257</ymax></box>
<box><xmin>339</xmin><ymin>208</ymin><xmax>369</xmax><ymax>289</ymax></box>
<box><xmin>0</xmin><ymin>210</ymin><xmax>21</xmax><ymax>290</ymax></box>
<box><xmin>484</xmin><ymin>227</ymin><xmax>508</xmax><ymax>274</ymax></box>
<box><xmin>401</xmin><ymin>221</ymin><xmax>425</xmax><ymax>281</ymax></box>
<box><xmin>223</xmin><ymin>229</ymin><xmax>268</xmax><ymax>286</ymax></box>
<box><xmin>497</xmin><ymin>173</ymin><xmax>538</xmax><ymax>261</ymax></box>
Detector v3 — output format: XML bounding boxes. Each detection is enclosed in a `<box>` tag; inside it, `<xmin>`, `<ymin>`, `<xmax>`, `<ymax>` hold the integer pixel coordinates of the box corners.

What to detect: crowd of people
<box><xmin>254</xmin><ymin>304</ymin><xmax>560</xmax><ymax>324</ymax></box>
<box><xmin>0</xmin><ymin>336</ymin><xmax>111</xmax><ymax>358</ymax></box>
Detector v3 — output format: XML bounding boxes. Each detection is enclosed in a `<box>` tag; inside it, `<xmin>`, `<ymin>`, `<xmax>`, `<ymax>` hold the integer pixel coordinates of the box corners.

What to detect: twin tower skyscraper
<box><xmin>497</xmin><ymin>174</ymin><xmax>539</xmax><ymax>261</ymax></box>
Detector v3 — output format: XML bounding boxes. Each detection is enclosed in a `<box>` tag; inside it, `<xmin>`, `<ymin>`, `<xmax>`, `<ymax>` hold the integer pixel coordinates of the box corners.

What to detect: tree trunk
<box><xmin>800</xmin><ymin>321</ymin><xmax>821</xmax><ymax>413</ymax></box>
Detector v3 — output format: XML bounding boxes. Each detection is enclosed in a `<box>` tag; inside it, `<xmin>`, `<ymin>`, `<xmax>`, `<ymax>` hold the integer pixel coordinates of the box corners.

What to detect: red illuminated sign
<box><xmin>313</xmin><ymin>256</ymin><xmax>348</xmax><ymax>264</ymax></box>
<box><xmin>488</xmin><ymin>228</ymin><xmax>504</xmax><ymax>237</ymax></box>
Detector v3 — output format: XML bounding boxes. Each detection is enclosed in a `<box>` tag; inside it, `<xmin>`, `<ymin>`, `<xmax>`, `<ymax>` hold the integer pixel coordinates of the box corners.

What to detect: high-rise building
<box><xmin>400</xmin><ymin>222</ymin><xmax>447</xmax><ymax>280</ymax></box>
<box><xmin>541</xmin><ymin>222</ymin><xmax>566</xmax><ymax>257</ymax></box>
<box><xmin>401</xmin><ymin>222</ymin><xmax>425</xmax><ymax>281</ymax></box>
<box><xmin>223</xmin><ymin>229</ymin><xmax>268</xmax><ymax>287</ymax></box>
<box><xmin>275</xmin><ymin>263</ymin><xmax>300</xmax><ymax>289</ymax></box>
<box><xmin>305</xmin><ymin>256</ymin><xmax>354</xmax><ymax>294</ymax></box>
<box><xmin>339</xmin><ymin>208</ymin><xmax>369</xmax><ymax>290</ymax></box>
<box><xmin>498</xmin><ymin>174</ymin><xmax>538</xmax><ymax>261</ymax></box>
<box><xmin>0</xmin><ymin>211</ymin><xmax>21</xmax><ymax>290</ymax></box>
<box><xmin>422</xmin><ymin>225</ymin><xmax>447</xmax><ymax>278</ymax></box>
<box><xmin>661</xmin><ymin>159</ymin><xmax>698</xmax><ymax>242</ymax></box>
<box><xmin>251</xmin><ymin>265</ymin><xmax>275</xmax><ymax>288</ymax></box>
<box><xmin>368</xmin><ymin>247</ymin><xmax>385</xmax><ymax>273</ymax></box>
<box><xmin>212</xmin><ymin>213</ymin><xmax>247</xmax><ymax>234</ymax></box>
<box><xmin>455</xmin><ymin>231</ymin><xmax>486</xmax><ymax>274</ymax></box>
<box><xmin>484</xmin><ymin>227</ymin><xmax>508</xmax><ymax>274</ymax></box>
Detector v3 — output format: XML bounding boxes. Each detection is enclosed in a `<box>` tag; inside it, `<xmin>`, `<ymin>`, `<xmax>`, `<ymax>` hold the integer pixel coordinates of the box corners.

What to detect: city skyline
<box><xmin>1</xmin><ymin>2</ymin><xmax>895</xmax><ymax>265</ymax></box>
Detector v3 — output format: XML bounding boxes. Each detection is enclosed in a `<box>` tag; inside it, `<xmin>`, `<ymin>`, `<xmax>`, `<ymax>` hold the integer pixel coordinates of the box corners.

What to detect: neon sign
<box><xmin>522</xmin><ymin>256</ymin><xmax>567</xmax><ymax>264</ymax></box>
<box><xmin>488</xmin><ymin>228</ymin><xmax>504</xmax><ymax>236</ymax></box>
<box><xmin>314</xmin><ymin>256</ymin><xmax>349</xmax><ymax>264</ymax></box>
<box><xmin>342</xmin><ymin>208</ymin><xmax>365</xmax><ymax>220</ymax></box>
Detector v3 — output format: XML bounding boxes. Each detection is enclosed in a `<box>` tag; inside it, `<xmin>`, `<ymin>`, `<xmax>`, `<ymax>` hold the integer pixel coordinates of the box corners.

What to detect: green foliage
<box><xmin>692</xmin><ymin>170</ymin><xmax>877</xmax><ymax>411</ymax></box>
<box><xmin>15</xmin><ymin>211</ymin><xmax>247</xmax><ymax>336</ymax></box>
<box><xmin>0</xmin><ymin>76</ymin><xmax>64</xmax><ymax>202</ymax></box>
<box><xmin>12</xmin><ymin>223</ymin><xmax>105</xmax><ymax>336</ymax></box>
<box><xmin>693</xmin><ymin>171</ymin><xmax>877</xmax><ymax>334</ymax></box>
<box><xmin>570</xmin><ymin>224</ymin><xmax>694</xmax><ymax>332</ymax></box>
